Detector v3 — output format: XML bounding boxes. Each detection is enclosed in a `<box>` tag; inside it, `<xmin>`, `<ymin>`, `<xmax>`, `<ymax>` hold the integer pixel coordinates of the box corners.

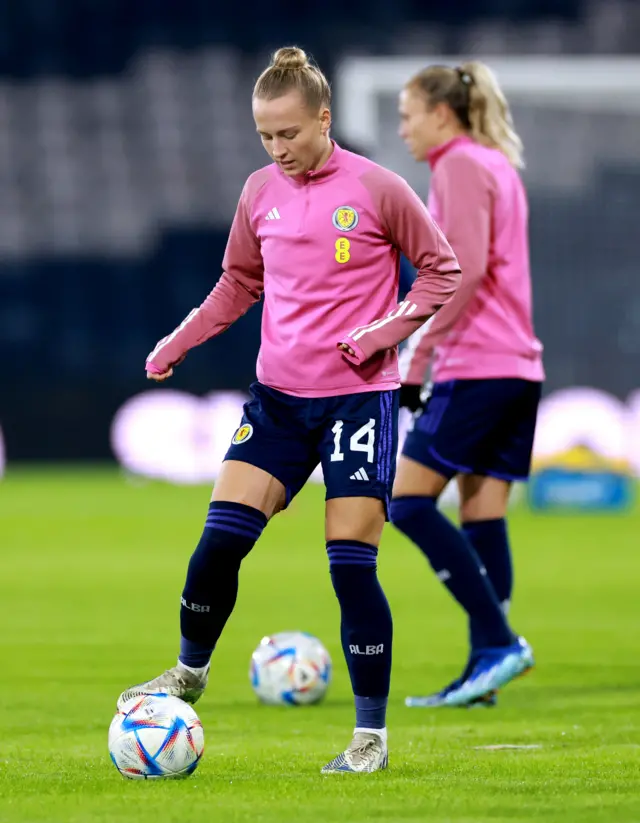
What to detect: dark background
<box><xmin>1</xmin><ymin>0</ymin><xmax>639</xmax><ymax>461</ymax></box>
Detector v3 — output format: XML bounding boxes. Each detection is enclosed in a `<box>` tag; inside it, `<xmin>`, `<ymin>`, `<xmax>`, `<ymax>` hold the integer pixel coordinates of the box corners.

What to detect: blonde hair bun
<box><xmin>272</xmin><ymin>47</ymin><xmax>309</xmax><ymax>71</ymax></box>
<box><xmin>255</xmin><ymin>47</ymin><xmax>331</xmax><ymax>109</ymax></box>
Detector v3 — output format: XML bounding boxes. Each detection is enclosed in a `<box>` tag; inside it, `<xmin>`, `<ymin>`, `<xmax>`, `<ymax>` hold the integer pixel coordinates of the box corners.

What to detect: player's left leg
<box><xmin>321</xmin><ymin>496</ymin><xmax>391</xmax><ymax>774</ymax></box>
<box><xmin>319</xmin><ymin>389</ymin><xmax>396</xmax><ymax>774</ymax></box>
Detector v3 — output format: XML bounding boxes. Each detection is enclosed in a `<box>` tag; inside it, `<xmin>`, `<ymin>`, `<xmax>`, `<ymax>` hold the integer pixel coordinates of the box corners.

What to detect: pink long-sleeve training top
<box><xmin>146</xmin><ymin>141</ymin><xmax>461</xmax><ymax>398</ymax></box>
<box><xmin>399</xmin><ymin>135</ymin><xmax>544</xmax><ymax>387</ymax></box>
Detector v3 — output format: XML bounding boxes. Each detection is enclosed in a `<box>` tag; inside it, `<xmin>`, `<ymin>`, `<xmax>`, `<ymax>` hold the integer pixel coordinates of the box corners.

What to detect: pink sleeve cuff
<box><xmin>145</xmin><ymin>361</ymin><xmax>164</xmax><ymax>375</ymax></box>
<box><xmin>338</xmin><ymin>337</ymin><xmax>368</xmax><ymax>365</ymax></box>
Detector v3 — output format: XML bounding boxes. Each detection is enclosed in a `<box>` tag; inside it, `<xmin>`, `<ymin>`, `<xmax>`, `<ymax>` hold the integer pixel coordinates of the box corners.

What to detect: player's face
<box><xmin>253</xmin><ymin>91</ymin><xmax>331</xmax><ymax>176</ymax></box>
<box><xmin>398</xmin><ymin>89</ymin><xmax>443</xmax><ymax>160</ymax></box>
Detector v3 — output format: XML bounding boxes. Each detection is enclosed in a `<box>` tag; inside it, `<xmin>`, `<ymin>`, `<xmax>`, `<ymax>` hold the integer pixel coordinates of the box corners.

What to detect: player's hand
<box><xmin>145</xmin><ymin>353</ymin><xmax>186</xmax><ymax>381</ymax></box>
<box><xmin>338</xmin><ymin>342</ymin><xmax>356</xmax><ymax>357</ymax></box>
<box><xmin>147</xmin><ymin>367</ymin><xmax>173</xmax><ymax>381</ymax></box>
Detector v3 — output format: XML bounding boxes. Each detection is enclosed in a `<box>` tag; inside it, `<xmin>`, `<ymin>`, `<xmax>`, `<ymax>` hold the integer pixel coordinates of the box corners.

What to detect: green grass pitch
<box><xmin>1</xmin><ymin>467</ymin><xmax>639</xmax><ymax>822</ymax></box>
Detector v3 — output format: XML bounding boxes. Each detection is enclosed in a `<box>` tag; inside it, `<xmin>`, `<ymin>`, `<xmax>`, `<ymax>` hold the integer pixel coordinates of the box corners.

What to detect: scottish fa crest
<box><xmin>231</xmin><ymin>424</ymin><xmax>253</xmax><ymax>445</ymax></box>
<box><xmin>332</xmin><ymin>206</ymin><xmax>359</xmax><ymax>232</ymax></box>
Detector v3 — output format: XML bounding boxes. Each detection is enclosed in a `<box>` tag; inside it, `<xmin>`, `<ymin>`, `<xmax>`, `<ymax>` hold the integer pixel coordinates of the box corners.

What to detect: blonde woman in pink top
<box><xmin>391</xmin><ymin>62</ymin><xmax>544</xmax><ymax>708</ymax></box>
<box><xmin>115</xmin><ymin>47</ymin><xmax>462</xmax><ymax>773</ymax></box>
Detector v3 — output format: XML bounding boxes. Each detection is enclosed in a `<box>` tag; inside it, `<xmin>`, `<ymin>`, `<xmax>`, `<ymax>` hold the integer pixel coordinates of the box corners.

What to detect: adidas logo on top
<box><xmin>265</xmin><ymin>207</ymin><xmax>281</xmax><ymax>220</ymax></box>
<box><xmin>350</xmin><ymin>467</ymin><xmax>370</xmax><ymax>481</ymax></box>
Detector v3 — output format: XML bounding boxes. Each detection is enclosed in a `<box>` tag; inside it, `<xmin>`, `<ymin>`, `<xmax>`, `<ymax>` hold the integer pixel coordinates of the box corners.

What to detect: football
<box><xmin>249</xmin><ymin>631</ymin><xmax>332</xmax><ymax>706</ymax></box>
<box><xmin>108</xmin><ymin>694</ymin><xmax>204</xmax><ymax>779</ymax></box>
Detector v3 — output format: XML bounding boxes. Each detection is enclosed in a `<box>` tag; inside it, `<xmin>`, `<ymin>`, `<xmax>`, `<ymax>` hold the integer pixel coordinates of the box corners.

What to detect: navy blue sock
<box><xmin>462</xmin><ymin>518</ymin><xmax>513</xmax><ymax>650</ymax></box>
<box><xmin>179</xmin><ymin>502</ymin><xmax>267</xmax><ymax>668</ymax></box>
<box><xmin>462</xmin><ymin>518</ymin><xmax>512</xmax><ymax>612</ymax></box>
<box><xmin>389</xmin><ymin>497</ymin><xmax>514</xmax><ymax>650</ymax></box>
<box><xmin>327</xmin><ymin>540</ymin><xmax>392</xmax><ymax>730</ymax></box>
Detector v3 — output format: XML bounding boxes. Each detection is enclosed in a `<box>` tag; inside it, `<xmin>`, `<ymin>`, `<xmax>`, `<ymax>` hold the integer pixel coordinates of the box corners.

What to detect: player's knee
<box><xmin>392</xmin><ymin>456</ymin><xmax>449</xmax><ymax>499</ymax></box>
<box><xmin>458</xmin><ymin>475</ymin><xmax>510</xmax><ymax>522</ymax></box>
<box><xmin>325</xmin><ymin>496</ymin><xmax>385</xmax><ymax>545</ymax></box>
<box><xmin>211</xmin><ymin>460</ymin><xmax>287</xmax><ymax>519</ymax></box>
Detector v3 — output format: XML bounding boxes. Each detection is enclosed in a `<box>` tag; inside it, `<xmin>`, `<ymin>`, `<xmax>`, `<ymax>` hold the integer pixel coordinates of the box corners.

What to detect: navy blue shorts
<box><xmin>225</xmin><ymin>382</ymin><xmax>399</xmax><ymax>509</ymax></box>
<box><xmin>402</xmin><ymin>378</ymin><xmax>542</xmax><ymax>482</ymax></box>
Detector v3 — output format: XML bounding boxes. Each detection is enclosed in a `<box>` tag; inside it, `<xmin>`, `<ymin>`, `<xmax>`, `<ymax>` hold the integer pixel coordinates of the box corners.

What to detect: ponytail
<box><xmin>459</xmin><ymin>61</ymin><xmax>524</xmax><ymax>169</ymax></box>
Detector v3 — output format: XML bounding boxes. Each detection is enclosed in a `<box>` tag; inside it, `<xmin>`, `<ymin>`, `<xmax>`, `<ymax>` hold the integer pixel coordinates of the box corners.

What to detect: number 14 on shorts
<box><xmin>330</xmin><ymin>419</ymin><xmax>376</xmax><ymax>463</ymax></box>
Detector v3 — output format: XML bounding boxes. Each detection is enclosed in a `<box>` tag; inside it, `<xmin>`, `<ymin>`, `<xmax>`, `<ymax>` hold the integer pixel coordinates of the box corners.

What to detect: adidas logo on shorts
<box><xmin>350</xmin><ymin>467</ymin><xmax>370</xmax><ymax>481</ymax></box>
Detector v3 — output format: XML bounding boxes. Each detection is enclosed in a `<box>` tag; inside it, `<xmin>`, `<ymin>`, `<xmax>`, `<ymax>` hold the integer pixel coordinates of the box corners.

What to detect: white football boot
<box><xmin>116</xmin><ymin>661</ymin><xmax>209</xmax><ymax>710</ymax></box>
<box><xmin>321</xmin><ymin>730</ymin><xmax>388</xmax><ymax>774</ymax></box>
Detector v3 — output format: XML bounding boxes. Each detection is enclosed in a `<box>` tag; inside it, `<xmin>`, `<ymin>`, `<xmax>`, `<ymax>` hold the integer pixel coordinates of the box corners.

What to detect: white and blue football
<box><xmin>249</xmin><ymin>631</ymin><xmax>332</xmax><ymax>706</ymax></box>
<box><xmin>108</xmin><ymin>694</ymin><xmax>204</xmax><ymax>779</ymax></box>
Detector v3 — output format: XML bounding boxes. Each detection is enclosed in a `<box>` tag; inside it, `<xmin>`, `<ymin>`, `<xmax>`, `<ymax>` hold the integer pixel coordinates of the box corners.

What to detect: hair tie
<box><xmin>456</xmin><ymin>68</ymin><xmax>473</xmax><ymax>86</ymax></box>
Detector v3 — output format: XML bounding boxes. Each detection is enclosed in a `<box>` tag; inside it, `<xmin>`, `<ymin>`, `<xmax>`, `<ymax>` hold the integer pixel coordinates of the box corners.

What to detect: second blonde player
<box><xmin>391</xmin><ymin>62</ymin><xmax>544</xmax><ymax>708</ymax></box>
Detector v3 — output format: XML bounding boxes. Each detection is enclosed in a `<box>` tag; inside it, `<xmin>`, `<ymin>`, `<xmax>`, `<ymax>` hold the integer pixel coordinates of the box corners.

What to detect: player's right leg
<box><xmin>116</xmin><ymin>460</ymin><xmax>285</xmax><ymax>709</ymax></box>
<box><xmin>117</xmin><ymin>382</ymin><xmax>316</xmax><ymax>710</ymax></box>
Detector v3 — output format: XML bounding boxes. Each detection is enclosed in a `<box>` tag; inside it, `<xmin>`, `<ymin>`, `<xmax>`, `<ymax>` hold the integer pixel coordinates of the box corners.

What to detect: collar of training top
<box><xmin>285</xmin><ymin>140</ymin><xmax>342</xmax><ymax>185</ymax></box>
<box><xmin>427</xmin><ymin>134</ymin><xmax>475</xmax><ymax>170</ymax></box>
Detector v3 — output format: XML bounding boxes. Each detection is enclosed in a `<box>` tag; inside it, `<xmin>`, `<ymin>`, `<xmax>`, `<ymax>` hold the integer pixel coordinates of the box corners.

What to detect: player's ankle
<box><xmin>177</xmin><ymin>660</ymin><xmax>209</xmax><ymax>677</ymax></box>
<box><xmin>354</xmin><ymin>726</ymin><xmax>388</xmax><ymax>747</ymax></box>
